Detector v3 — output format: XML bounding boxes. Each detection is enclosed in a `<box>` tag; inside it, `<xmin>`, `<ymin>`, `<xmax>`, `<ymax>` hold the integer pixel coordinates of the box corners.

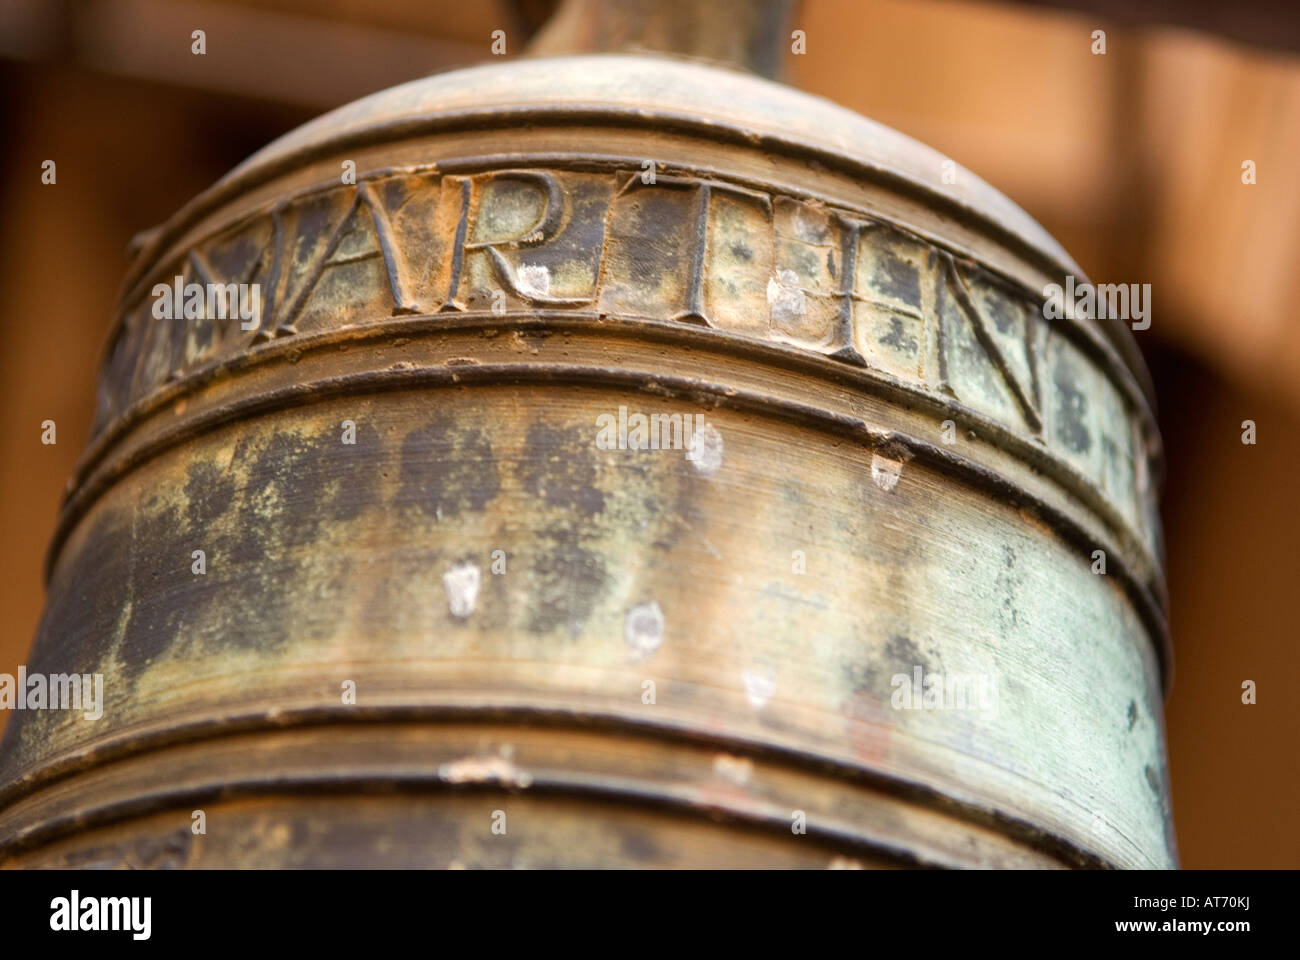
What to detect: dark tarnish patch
<box><xmin>994</xmin><ymin>544</ymin><xmax>1023</xmax><ymax>633</ymax></box>
<box><xmin>533</xmin><ymin>177</ymin><xmax>610</xmax><ymax>274</ymax></box>
<box><xmin>884</xmin><ymin>634</ymin><xmax>927</xmax><ymax>674</ymax></box>
<box><xmin>191</xmin><ymin>426</ymin><xmax>383</xmax><ymax>654</ymax></box>
<box><xmin>620</xmin><ymin>189</ymin><xmax>694</xmax><ymax>286</ymax></box>
<box><xmin>786</xmin><ymin>243</ymin><xmax>823</xmax><ymax>278</ymax></box>
<box><xmin>879</xmin><ymin>315</ymin><xmax>919</xmax><ymax>355</ymax></box>
<box><xmin>292</xmin><ymin>191</ymin><xmax>341</xmax><ymax>259</ymax></box>
<box><xmin>0</xmin><ymin>508</ymin><xmax>130</xmax><ymax>769</ymax></box>
<box><xmin>873</xmin><ymin>247</ymin><xmax>922</xmax><ymax>310</ymax></box>
<box><xmin>519</xmin><ymin>422</ymin><xmax>606</xmax><ymax>516</ymax></box>
<box><xmin>1143</xmin><ymin>764</ymin><xmax>1171</xmax><ymax>821</ymax></box>
<box><xmin>839</xmin><ymin>630</ymin><xmax>917</xmax><ymax>709</ymax></box>
<box><xmin>526</xmin><ymin>527</ymin><xmax>608</xmax><ymax>637</ymax></box>
<box><xmin>27</xmin><ymin>509</ymin><xmax>129</xmax><ymax>680</ymax></box>
<box><xmin>983</xmin><ymin>285</ymin><xmax>1019</xmax><ymax>335</ymax></box>
<box><xmin>380</xmin><ymin>175</ymin><xmax>407</xmax><ymax>212</ymax></box>
<box><xmin>1127</xmin><ymin>699</ymin><xmax>1139</xmax><ymax>732</ymax></box>
<box><xmin>121</xmin><ymin>498</ymin><xmax>189</xmax><ymax>678</ymax></box>
<box><xmin>327</xmin><ymin>420</ymin><xmax>382</xmax><ymax>523</ymax></box>
<box><xmin>184</xmin><ymin>460</ymin><xmax>237</xmax><ymax>529</ymax></box>
<box><xmin>236</xmin><ymin>431</ymin><xmax>356</xmax><ymax>550</ymax></box>
<box><xmin>1053</xmin><ymin>360</ymin><xmax>1091</xmax><ymax>454</ymax></box>
<box><xmin>396</xmin><ymin>416</ymin><xmax>501</xmax><ymax>518</ymax></box>
<box><xmin>205</xmin><ymin>231</ymin><xmax>264</xmax><ymax>296</ymax></box>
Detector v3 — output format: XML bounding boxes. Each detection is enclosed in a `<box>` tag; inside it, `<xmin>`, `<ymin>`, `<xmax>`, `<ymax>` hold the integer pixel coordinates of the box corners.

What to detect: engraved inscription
<box><xmin>99</xmin><ymin>164</ymin><xmax>1155</xmax><ymax>551</ymax></box>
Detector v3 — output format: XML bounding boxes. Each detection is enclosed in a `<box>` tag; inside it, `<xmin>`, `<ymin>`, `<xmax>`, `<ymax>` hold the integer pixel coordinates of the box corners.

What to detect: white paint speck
<box><xmin>870</xmin><ymin>453</ymin><xmax>904</xmax><ymax>492</ymax></box>
<box><xmin>686</xmin><ymin>422</ymin><xmax>724</xmax><ymax>476</ymax></box>
<box><xmin>624</xmin><ymin>601</ymin><xmax>664</xmax><ymax>658</ymax></box>
<box><xmin>767</xmin><ymin>268</ymin><xmax>806</xmax><ymax>323</ymax></box>
<box><xmin>442</xmin><ymin>561</ymin><xmax>481</xmax><ymax>618</ymax></box>
<box><xmin>743</xmin><ymin>667</ymin><xmax>778</xmax><ymax>709</ymax></box>
<box><xmin>712</xmin><ymin>753</ymin><xmax>753</xmax><ymax>786</ymax></box>
<box><xmin>516</xmin><ymin>263</ymin><xmax>551</xmax><ymax>298</ymax></box>
<box><xmin>438</xmin><ymin>753</ymin><xmax>533</xmax><ymax>789</ymax></box>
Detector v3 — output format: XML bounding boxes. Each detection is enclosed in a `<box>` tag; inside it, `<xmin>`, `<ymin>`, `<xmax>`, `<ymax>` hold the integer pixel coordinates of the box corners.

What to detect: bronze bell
<box><xmin>0</xmin><ymin>0</ymin><xmax>1174</xmax><ymax>868</ymax></box>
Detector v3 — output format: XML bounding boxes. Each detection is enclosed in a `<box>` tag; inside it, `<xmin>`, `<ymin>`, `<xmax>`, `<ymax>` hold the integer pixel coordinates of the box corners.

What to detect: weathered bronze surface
<box><xmin>0</xmin><ymin>26</ymin><xmax>1174</xmax><ymax>868</ymax></box>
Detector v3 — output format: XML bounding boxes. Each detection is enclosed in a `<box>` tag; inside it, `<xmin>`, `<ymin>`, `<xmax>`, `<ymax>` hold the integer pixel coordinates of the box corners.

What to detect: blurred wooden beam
<box><xmin>1</xmin><ymin>0</ymin><xmax>519</xmax><ymax>108</ymax></box>
<box><xmin>1008</xmin><ymin>0</ymin><xmax>1300</xmax><ymax>53</ymax></box>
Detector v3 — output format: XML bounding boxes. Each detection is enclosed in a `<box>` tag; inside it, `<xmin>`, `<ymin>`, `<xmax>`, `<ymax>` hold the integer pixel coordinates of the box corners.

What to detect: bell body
<box><xmin>0</xmin><ymin>55</ymin><xmax>1174</xmax><ymax>868</ymax></box>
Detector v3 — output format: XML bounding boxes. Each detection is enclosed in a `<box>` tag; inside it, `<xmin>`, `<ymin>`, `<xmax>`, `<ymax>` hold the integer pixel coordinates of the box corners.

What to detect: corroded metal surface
<box><xmin>0</xmin><ymin>52</ymin><xmax>1173</xmax><ymax>868</ymax></box>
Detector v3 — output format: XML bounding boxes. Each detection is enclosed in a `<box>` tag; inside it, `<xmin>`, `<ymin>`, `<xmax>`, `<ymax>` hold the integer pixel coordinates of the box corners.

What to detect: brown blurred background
<box><xmin>0</xmin><ymin>0</ymin><xmax>1296</xmax><ymax>867</ymax></box>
